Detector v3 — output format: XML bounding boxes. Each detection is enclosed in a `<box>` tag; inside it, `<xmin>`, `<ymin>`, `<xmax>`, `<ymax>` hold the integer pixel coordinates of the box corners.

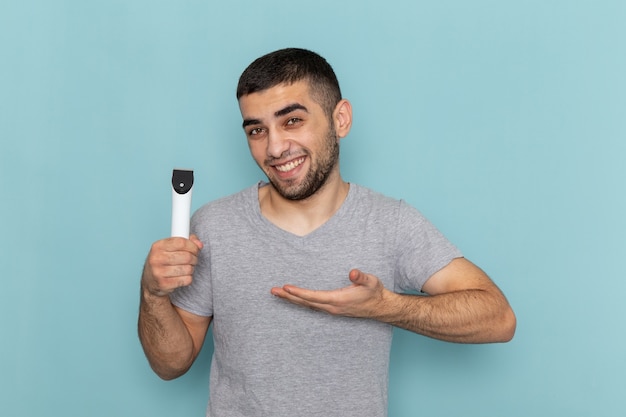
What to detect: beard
<box><xmin>265</xmin><ymin>124</ymin><xmax>340</xmax><ymax>201</ymax></box>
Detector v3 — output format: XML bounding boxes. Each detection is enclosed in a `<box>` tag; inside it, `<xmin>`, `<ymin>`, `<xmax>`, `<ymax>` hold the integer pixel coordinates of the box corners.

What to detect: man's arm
<box><xmin>270</xmin><ymin>258</ymin><xmax>516</xmax><ymax>343</ymax></box>
<box><xmin>138</xmin><ymin>236</ymin><xmax>212</xmax><ymax>380</ymax></box>
<box><xmin>377</xmin><ymin>258</ymin><xmax>515</xmax><ymax>343</ymax></box>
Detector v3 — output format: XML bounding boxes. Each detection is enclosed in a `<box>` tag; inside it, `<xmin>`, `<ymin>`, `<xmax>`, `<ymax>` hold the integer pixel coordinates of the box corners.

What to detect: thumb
<box><xmin>349</xmin><ymin>269</ymin><xmax>371</xmax><ymax>286</ymax></box>
<box><xmin>190</xmin><ymin>234</ymin><xmax>204</xmax><ymax>250</ymax></box>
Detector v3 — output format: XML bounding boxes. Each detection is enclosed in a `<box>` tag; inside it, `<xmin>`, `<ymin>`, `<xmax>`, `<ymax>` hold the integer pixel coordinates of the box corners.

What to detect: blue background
<box><xmin>1</xmin><ymin>1</ymin><xmax>624</xmax><ymax>416</ymax></box>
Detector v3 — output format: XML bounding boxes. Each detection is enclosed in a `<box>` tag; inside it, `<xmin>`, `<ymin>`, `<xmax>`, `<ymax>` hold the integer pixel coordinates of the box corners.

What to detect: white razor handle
<box><xmin>171</xmin><ymin>169</ymin><xmax>194</xmax><ymax>238</ymax></box>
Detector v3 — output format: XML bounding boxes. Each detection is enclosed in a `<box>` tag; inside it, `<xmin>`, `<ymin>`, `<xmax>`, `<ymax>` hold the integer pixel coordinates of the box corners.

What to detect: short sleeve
<box><xmin>393</xmin><ymin>201</ymin><xmax>463</xmax><ymax>293</ymax></box>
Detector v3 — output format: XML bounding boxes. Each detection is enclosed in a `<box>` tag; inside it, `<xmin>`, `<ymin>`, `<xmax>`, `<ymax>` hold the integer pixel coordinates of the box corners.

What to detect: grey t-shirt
<box><xmin>171</xmin><ymin>182</ymin><xmax>462</xmax><ymax>417</ymax></box>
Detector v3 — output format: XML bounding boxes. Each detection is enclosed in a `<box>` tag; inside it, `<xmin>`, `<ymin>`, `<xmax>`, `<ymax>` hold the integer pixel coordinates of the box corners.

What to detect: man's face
<box><xmin>239</xmin><ymin>81</ymin><xmax>340</xmax><ymax>201</ymax></box>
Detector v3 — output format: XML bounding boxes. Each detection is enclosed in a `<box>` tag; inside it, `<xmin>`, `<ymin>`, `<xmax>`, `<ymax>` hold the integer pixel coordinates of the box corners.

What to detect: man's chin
<box><xmin>269</xmin><ymin>180</ymin><xmax>315</xmax><ymax>201</ymax></box>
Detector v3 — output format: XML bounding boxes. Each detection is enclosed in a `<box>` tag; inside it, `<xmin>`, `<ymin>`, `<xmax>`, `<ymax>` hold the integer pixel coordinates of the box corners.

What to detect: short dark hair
<box><xmin>236</xmin><ymin>48</ymin><xmax>342</xmax><ymax>117</ymax></box>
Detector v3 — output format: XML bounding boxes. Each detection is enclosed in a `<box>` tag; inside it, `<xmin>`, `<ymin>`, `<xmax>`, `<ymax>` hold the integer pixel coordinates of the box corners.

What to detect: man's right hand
<box><xmin>141</xmin><ymin>235</ymin><xmax>204</xmax><ymax>297</ymax></box>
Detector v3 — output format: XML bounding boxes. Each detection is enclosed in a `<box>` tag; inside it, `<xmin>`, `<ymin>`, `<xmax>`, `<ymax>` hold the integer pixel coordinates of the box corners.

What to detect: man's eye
<box><xmin>286</xmin><ymin>118</ymin><xmax>301</xmax><ymax>126</ymax></box>
<box><xmin>249</xmin><ymin>128</ymin><xmax>265</xmax><ymax>136</ymax></box>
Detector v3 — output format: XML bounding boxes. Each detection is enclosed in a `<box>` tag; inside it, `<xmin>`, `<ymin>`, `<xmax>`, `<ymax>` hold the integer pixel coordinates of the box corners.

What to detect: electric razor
<box><xmin>171</xmin><ymin>169</ymin><xmax>194</xmax><ymax>238</ymax></box>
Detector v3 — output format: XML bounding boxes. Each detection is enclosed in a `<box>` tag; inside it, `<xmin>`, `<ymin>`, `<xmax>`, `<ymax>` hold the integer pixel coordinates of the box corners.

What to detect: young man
<box><xmin>139</xmin><ymin>48</ymin><xmax>516</xmax><ymax>417</ymax></box>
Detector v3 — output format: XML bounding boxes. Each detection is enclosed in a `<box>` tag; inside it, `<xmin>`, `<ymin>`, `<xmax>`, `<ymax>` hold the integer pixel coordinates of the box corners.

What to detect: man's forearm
<box><xmin>138</xmin><ymin>289</ymin><xmax>195</xmax><ymax>380</ymax></box>
<box><xmin>376</xmin><ymin>288</ymin><xmax>516</xmax><ymax>343</ymax></box>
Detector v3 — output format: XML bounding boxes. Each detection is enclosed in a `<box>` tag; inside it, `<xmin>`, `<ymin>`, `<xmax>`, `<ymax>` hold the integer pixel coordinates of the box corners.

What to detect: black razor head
<box><xmin>172</xmin><ymin>169</ymin><xmax>194</xmax><ymax>194</ymax></box>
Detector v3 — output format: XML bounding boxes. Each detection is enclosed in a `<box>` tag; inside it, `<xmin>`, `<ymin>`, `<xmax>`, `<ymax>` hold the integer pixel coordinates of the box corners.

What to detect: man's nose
<box><xmin>266</xmin><ymin>130</ymin><xmax>291</xmax><ymax>158</ymax></box>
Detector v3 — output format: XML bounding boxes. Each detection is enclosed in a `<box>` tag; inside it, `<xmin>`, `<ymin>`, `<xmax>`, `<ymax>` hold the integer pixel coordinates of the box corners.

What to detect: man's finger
<box><xmin>349</xmin><ymin>269</ymin><xmax>372</xmax><ymax>286</ymax></box>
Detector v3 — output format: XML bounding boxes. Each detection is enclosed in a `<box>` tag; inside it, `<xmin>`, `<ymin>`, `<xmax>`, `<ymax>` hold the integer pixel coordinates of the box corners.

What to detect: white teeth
<box><xmin>276</xmin><ymin>157</ymin><xmax>305</xmax><ymax>172</ymax></box>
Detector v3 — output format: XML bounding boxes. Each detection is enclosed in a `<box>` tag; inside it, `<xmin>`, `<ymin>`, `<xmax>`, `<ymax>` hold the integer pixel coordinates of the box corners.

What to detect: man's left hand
<box><xmin>270</xmin><ymin>269</ymin><xmax>389</xmax><ymax>318</ymax></box>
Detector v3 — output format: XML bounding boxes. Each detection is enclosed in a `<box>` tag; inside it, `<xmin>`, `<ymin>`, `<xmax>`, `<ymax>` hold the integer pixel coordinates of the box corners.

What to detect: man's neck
<box><xmin>258</xmin><ymin>175</ymin><xmax>350</xmax><ymax>237</ymax></box>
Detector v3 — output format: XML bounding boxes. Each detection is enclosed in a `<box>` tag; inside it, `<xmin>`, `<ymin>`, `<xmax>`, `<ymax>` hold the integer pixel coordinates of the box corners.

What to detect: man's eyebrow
<box><xmin>242</xmin><ymin>103</ymin><xmax>309</xmax><ymax>129</ymax></box>
<box><xmin>242</xmin><ymin>118</ymin><xmax>261</xmax><ymax>129</ymax></box>
<box><xmin>275</xmin><ymin>103</ymin><xmax>309</xmax><ymax>118</ymax></box>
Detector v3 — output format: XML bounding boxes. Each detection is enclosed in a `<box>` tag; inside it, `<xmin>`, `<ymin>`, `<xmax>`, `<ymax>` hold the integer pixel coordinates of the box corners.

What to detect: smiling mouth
<box><xmin>274</xmin><ymin>157</ymin><xmax>306</xmax><ymax>173</ymax></box>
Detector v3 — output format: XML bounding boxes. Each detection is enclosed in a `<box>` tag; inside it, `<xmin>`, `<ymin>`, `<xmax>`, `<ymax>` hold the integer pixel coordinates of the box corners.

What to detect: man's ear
<box><xmin>333</xmin><ymin>99</ymin><xmax>353</xmax><ymax>140</ymax></box>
